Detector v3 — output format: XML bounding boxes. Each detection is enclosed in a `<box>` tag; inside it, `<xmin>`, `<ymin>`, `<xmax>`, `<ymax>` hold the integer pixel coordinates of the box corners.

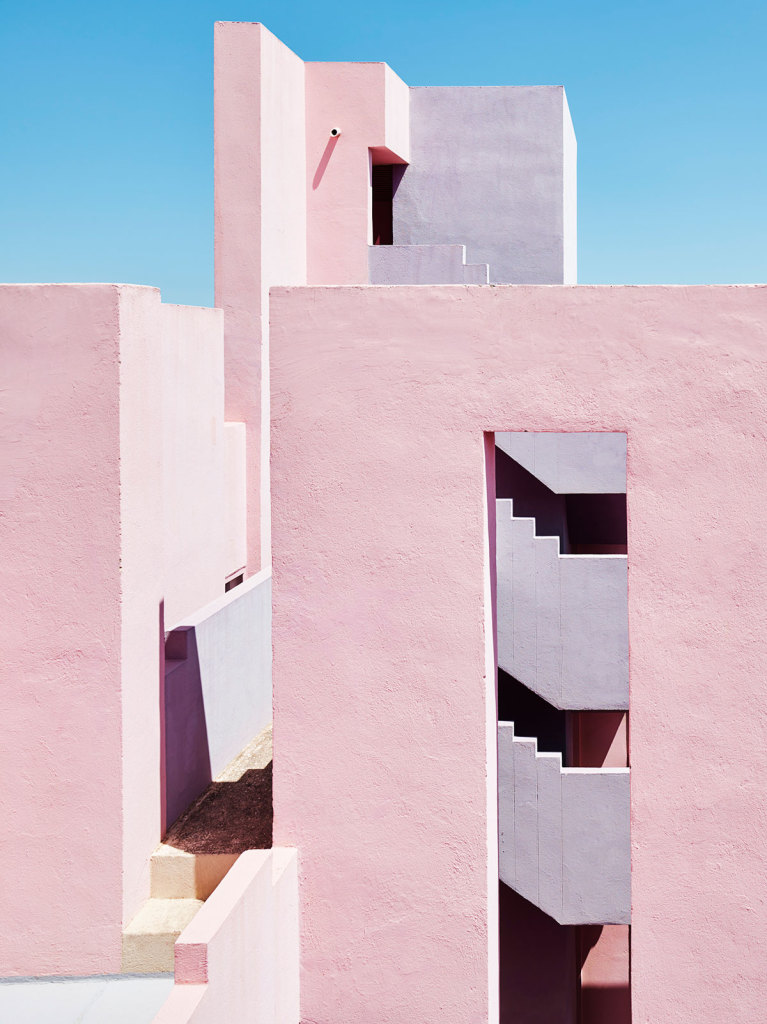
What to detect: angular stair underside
<box><xmin>496</xmin><ymin>498</ymin><xmax>628</xmax><ymax>710</ymax></box>
<box><xmin>498</xmin><ymin>723</ymin><xmax>630</xmax><ymax>925</ymax></box>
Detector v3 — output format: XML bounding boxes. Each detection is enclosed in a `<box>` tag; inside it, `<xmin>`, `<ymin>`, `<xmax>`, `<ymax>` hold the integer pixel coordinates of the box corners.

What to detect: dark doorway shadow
<box><xmin>164</xmin><ymin>626</ymin><xmax>212</xmax><ymax>830</ymax></box>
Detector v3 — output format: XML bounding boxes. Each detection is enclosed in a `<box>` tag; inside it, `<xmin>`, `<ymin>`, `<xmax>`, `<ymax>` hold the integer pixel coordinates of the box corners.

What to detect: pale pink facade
<box><xmin>1</xmin><ymin>20</ymin><xmax>767</xmax><ymax>1024</ymax></box>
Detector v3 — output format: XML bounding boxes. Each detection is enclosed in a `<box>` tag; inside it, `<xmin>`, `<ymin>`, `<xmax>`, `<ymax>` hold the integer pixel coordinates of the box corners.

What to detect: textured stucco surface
<box><xmin>0</xmin><ymin>284</ymin><xmax>245</xmax><ymax>975</ymax></box>
<box><xmin>119</xmin><ymin>287</ymin><xmax>238</xmax><ymax>919</ymax></box>
<box><xmin>305</xmin><ymin>61</ymin><xmax>409</xmax><ymax>285</ymax></box>
<box><xmin>271</xmin><ymin>283</ymin><xmax>767</xmax><ymax>1024</ymax></box>
<box><xmin>214</xmin><ymin>23</ymin><xmax>307</xmax><ymax>571</ymax></box>
<box><xmin>155</xmin><ymin>850</ymin><xmax>299</xmax><ymax>1024</ymax></box>
<box><xmin>393</xmin><ymin>87</ymin><xmax>576</xmax><ymax>283</ymax></box>
<box><xmin>0</xmin><ymin>284</ymin><xmax>124</xmax><ymax>975</ymax></box>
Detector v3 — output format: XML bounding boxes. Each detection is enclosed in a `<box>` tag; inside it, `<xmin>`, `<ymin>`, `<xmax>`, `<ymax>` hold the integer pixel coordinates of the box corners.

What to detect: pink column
<box><xmin>0</xmin><ymin>285</ymin><xmax>123</xmax><ymax>974</ymax></box>
<box><xmin>214</xmin><ymin>22</ymin><xmax>306</xmax><ymax>572</ymax></box>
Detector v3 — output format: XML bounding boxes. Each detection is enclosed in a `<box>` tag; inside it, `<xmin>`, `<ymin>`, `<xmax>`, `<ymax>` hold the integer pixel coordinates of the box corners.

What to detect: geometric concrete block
<box><xmin>495</xmin><ymin>432</ymin><xmax>626</xmax><ymax>494</ymax></box>
<box><xmin>121</xmin><ymin>898</ymin><xmax>204</xmax><ymax>974</ymax></box>
<box><xmin>512</xmin><ymin>736</ymin><xmax>539</xmax><ymax>907</ymax></box>
<box><xmin>496</xmin><ymin>499</ymin><xmax>628</xmax><ymax>709</ymax></box>
<box><xmin>560</xmin><ymin>768</ymin><xmax>631</xmax><ymax>925</ymax></box>
<box><xmin>164</xmin><ymin>572</ymin><xmax>272</xmax><ymax>827</ymax></box>
<box><xmin>393</xmin><ymin>87</ymin><xmax>576</xmax><ymax>284</ymax></box>
<box><xmin>560</xmin><ymin>555</ymin><xmax>628</xmax><ymax>709</ymax></box>
<box><xmin>498</xmin><ymin>725</ymin><xmax>630</xmax><ymax>926</ymax></box>
<box><xmin>536</xmin><ymin>751</ymin><xmax>563</xmax><ymax>921</ymax></box>
<box><xmin>498</xmin><ymin>723</ymin><xmax>516</xmax><ymax>889</ymax></box>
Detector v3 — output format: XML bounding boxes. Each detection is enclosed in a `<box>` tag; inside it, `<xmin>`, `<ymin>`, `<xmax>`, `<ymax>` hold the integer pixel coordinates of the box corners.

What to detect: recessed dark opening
<box><xmin>495</xmin><ymin>446</ymin><xmax>627</xmax><ymax>553</ymax></box>
<box><xmin>225</xmin><ymin>573</ymin><xmax>244</xmax><ymax>593</ymax></box>
<box><xmin>372</xmin><ymin>164</ymin><xmax>394</xmax><ymax>245</ymax></box>
<box><xmin>498</xmin><ymin>669</ymin><xmax>567</xmax><ymax>757</ymax></box>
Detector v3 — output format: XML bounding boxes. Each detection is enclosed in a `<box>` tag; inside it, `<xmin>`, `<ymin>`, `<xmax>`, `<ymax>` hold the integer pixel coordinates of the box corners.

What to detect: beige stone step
<box><xmin>121</xmin><ymin>898</ymin><xmax>203</xmax><ymax>974</ymax></box>
<box><xmin>151</xmin><ymin>844</ymin><xmax>238</xmax><ymax>900</ymax></box>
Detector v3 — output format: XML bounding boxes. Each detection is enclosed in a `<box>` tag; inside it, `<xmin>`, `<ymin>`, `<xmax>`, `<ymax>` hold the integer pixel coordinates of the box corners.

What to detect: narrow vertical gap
<box><xmin>371</xmin><ymin>165</ymin><xmax>394</xmax><ymax>245</ymax></box>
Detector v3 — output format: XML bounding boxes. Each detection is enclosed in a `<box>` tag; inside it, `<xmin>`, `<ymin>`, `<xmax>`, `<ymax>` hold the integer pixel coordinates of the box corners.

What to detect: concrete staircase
<box><xmin>498</xmin><ymin>722</ymin><xmax>630</xmax><ymax>926</ymax></box>
<box><xmin>121</xmin><ymin>725</ymin><xmax>272</xmax><ymax>973</ymax></box>
<box><xmin>496</xmin><ymin>498</ymin><xmax>628</xmax><ymax>710</ymax></box>
<box><xmin>122</xmin><ymin>899</ymin><xmax>203</xmax><ymax>974</ymax></box>
<box><xmin>368</xmin><ymin>243</ymin><xmax>489</xmax><ymax>284</ymax></box>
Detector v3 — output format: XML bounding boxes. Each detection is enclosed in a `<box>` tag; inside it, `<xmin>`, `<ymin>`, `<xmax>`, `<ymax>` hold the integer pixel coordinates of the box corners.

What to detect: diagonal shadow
<box><xmin>313</xmin><ymin>135</ymin><xmax>339</xmax><ymax>190</ymax></box>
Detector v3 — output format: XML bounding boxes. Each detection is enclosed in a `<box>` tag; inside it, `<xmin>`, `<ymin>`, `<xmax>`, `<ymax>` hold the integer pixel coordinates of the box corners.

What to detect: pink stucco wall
<box><xmin>120</xmin><ymin>287</ymin><xmax>237</xmax><ymax>913</ymax></box>
<box><xmin>305</xmin><ymin>62</ymin><xmax>409</xmax><ymax>285</ymax></box>
<box><xmin>0</xmin><ymin>285</ymin><xmax>123</xmax><ymax>974</ymax></box>
<box><xmin>0</xmin><ymin>284</ymin><xmax>245</xmax><ymax>975</ymax></box>
<box><xmin>271</xmin><ymin>283</ymin><xmax>767</xmax><ymax>1024</ymax></box>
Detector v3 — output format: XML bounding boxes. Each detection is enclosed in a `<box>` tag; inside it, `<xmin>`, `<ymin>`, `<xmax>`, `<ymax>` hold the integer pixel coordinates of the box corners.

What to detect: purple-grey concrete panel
<box><xmin>561</xmin><ymin>769</ymin><xmax>631</xmax><ymax>925</ymax></box>
<box><xmin>0</xmin><ymin>975</ymin><xmax>174</xmax><ymax>1023</ymax></box>
<box><xmin>164</xmin><ymin>570</ymin><xmax>272</xmax><ymax>826</ymax></box>
<box><xmin>496</xmin><ymin>500</ymin><xmax>629</xmax><ymax>710</ymax></box>
<box><xmin>393</xmin><ymin>87</ymin><xmax>576</xmax><ymax>284</ymax></box>
<box><xmin>496</xmin><ymin>432</ymin><xmax>627</xmax><ymax>494</ymax></box>
<box><xmin>368</xmin><ymin>244</ymin><xmax>489</xmax><ymax>284</ymax></box>
<box><xmin>498</xmin><ymin>726</ymin><xmax>630</xmax><ymax>925</ymax></box>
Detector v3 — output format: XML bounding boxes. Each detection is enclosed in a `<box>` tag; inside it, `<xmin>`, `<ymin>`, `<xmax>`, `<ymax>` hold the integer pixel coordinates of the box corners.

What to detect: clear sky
<box><xmin>2</xmin><ymin>1</ymin><xmax>765</xmax><ymax>305</ymax></box>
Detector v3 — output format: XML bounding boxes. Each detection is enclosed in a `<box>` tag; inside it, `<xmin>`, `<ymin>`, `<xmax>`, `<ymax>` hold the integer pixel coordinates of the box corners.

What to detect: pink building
<box><xmin>2</xmin><ymin>21</ymin><xmax>767</xmax><ymax>1024</ymax></box>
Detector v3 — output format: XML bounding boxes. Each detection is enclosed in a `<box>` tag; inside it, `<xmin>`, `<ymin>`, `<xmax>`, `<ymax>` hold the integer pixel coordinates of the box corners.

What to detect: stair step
<box><xmin>121</xmin><ymin>898</ymin><xmax>203</xmax><ymax>974</ymax></box>
<box><xmin>151</xmin><ymin>844</ymin><xmax>239</xmax><ymax>900</ymax></box>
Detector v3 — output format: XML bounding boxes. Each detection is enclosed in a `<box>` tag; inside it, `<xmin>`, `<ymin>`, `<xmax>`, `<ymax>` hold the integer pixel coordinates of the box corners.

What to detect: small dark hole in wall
<box><xmin>225</xmin><ymin>573</ymin><xmax>244</xmax><ymax>593</ymax></box>
<box><xmin>372</xmin><ymin>165</ymin><xmax>394</xmax><ymax>245</ymax></box>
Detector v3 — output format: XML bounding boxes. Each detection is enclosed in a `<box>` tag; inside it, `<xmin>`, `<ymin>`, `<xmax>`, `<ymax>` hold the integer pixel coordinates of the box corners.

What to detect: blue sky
<box><xmin>2</xmin><ymin>1</ymin><xmax>765</xmax><ymax>304</ymax></box>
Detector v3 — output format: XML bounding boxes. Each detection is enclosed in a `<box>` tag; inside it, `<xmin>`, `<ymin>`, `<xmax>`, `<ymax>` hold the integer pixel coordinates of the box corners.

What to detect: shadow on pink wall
<box><xmin>312</xmin><ymin>134</ymin><xmax>340</xmax><ymax>190</ymax></box>
<box><xmin>163</xmin><ymin>626</ymin><xmax>212</xmax><ymax>829</ymax></box>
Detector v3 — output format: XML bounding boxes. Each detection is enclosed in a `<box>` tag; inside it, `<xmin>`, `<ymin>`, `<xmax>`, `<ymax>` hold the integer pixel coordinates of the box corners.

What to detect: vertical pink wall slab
<box><xmin>119</xmin><ymin>285</ymin><xmax>165</xmax><ymax>920</ymax></box>
<box><xmin>0</xmin><ymin>285</ymin><xmax>123</xmax><ymax>974</ymax></box>
<box><xmin>0</xmin><ymin>283</ymin><xmax>246</xmax><ymax>973</ymax></box>
<box><xmin>270</xmin><ymin>283</ymin><xmax>767</xmax><ymax>1024</ymax></box>
<box><xmin>214</xmin><ymin>22</ymin><xmax>307</xmax><ymax>572</ymax></box>
<box><xmin>120</xmin><ymin>288</ymin><xmax>238</xmax><ymax>912</ymax></box>
<box><xmin>305</xmin><ymin>62</ymin><xmax>409</xmax><ymax>285</ymax></box>
<box><xmin>161</xmin><ymin>302</ymin><xmax>228</xmax><ymax>628</ymax></box>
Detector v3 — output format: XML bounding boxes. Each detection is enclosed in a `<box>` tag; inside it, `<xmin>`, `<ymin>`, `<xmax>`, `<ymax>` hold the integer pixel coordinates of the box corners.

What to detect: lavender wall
<box><xmin>393</xmin><ymin>87</ymin><xmax>577</xmax><ymax>284</ymax></box>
